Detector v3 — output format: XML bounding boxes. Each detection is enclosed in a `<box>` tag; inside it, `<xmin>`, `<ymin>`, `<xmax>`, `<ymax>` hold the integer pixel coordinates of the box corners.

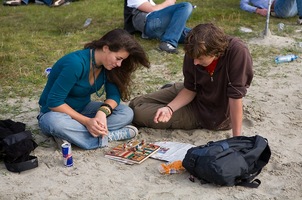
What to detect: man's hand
<box><xmin>138</xmin><ymin>0</ymin><xmax>176</xmax><ymax>12</ymax></box>
<box><xmin>165</xmin><ymin>0</ymin><xmax>176</xmax><ymax>5</ymax></box>
<box><xmin>154</xmin><ymin>106</ymin><xmax>173</xmax><ymax>123</ymax></box>
<box><xmin>255</xmin><ymin>8</ymin><xmax>268</xmax><ymax>16</ymax></box>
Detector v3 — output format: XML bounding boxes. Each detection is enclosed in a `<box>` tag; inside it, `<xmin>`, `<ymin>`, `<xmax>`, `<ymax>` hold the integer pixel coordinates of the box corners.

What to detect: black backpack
<box><xmin>182</xmin><ymin>135</ymin><xmax>271</xmax><ymax>188</ymax></box>
<box><xmin>0</xmin><ymin>119</ymin><xmax>38</xmax><ymax>173</ymax></box>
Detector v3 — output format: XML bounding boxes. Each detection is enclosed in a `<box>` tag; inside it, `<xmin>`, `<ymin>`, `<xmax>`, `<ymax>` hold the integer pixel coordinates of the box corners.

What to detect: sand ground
<box><xmin>0</xmin><ymin>27</ymin><xmax>302</xmax><ymax>200</ymax></box>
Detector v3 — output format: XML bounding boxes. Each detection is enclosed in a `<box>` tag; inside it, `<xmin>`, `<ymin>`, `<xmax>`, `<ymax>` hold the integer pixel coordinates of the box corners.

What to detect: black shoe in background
<box><xmin>159</xmin><ymin>42</ymin><xmax>178</xmax><ymax>54</ymax></box>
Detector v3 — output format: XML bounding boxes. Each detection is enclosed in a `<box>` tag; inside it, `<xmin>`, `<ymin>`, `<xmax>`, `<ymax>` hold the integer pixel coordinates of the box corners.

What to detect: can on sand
<box><xmin>61</xmin><ymin>142</ymin><xmax>73</xmax><ymax>167</ymax></box>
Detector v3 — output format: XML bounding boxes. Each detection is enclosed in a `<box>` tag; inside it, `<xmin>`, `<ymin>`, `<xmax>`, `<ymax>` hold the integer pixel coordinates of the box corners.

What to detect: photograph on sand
<box><xmin>0</xmin><ymin>0</ymin><xmax>302</xmax><ymax>199</ymax></box>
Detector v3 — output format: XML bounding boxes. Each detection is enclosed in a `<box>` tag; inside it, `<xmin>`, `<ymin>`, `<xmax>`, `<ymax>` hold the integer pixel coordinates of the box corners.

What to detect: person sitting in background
<box><xmin>3</xmin><ymin>0</ymin><xmax>52</xmax><ymax>6</ymax></box>
<box><xmin>129</xmin><ymin>23</ymin><xmax>254</xmax><ymax>137</ymax></box>
<box><xmin>240</xmin><ymin>0</ymin><xmax>302</xmax><ymax>25</ymax></box>
<box><xmin>3</xmin><ymin>0</ymin><xmax>66</xmax><ymax>6</ymax></box>
<box><xmin>124</xmin><ymin>0</ymin><xmax>193</xmax><ymax>54</ymax></box>
<box><xmin>2</xmin><ymin>0</ymin><xmax>25</xmax><ymax>5</ymax></box>
<box><xmin>37</xmin><ymin>29</ymin><xmax>150</xmax><ymax>150</ymax></box>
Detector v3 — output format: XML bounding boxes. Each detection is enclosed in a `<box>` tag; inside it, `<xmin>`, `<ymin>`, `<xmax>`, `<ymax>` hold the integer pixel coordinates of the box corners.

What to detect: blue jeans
<box><xmin>144</xmin><ymin>2</ymin><xmax>193</xmax><ymax>47</ymax></box>
<box><xmin>274</xmin><ymin>0</ymin><xmax>302</xmax><ymax>18</ymax></box>
<box><xmin>42</xmin><ymin>0</ymin><xmax>53</xmax><ymax>6</ymax></box>
<box><xmin>22</xmin><ymin>0</ymin><xmax>52</xmax><ymax>5</ymax></box>
<box><xmin>38</xmin><ymin>102</ymin><xmax>134</xmax><ymax>149</ymax></box>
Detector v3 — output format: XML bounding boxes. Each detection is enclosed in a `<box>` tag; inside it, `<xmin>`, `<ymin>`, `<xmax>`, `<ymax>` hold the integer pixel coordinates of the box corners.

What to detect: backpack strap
<box><xmin>188</xmin><ymin>174</ymin><xmax>210</xmax><ymax>185</ymax></box>
<box><xmin>4</xmin><ymin>155</ymin><xmax>38</xmax><ymax>173</ymax></box>
<box><xmin>236</xmin><ymin>178</ymin><xmax>261</xmax><ymax>188</ymax></box>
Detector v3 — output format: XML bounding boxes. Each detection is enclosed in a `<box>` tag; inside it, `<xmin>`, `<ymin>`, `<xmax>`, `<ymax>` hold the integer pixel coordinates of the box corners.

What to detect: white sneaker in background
<box><xmin>297</xmin><ymin>18</ymin><xmax>302</xmax><ymax>25</ymax></box>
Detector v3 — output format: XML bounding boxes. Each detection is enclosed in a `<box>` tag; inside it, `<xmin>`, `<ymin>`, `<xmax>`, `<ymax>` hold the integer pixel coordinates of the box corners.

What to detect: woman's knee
<box><xmin>117</xmin><ymin>104</ymin><xmax>133</xmax><ymax>117</ymax></box>
<box><xmin>111</xmin><ymin>104</ymin><xmax>134</xmax><ymax>125</ymax></box>
<box><xmin>39</xmin><ymin>112</ymin><xmax>71</xmax><ymax>134</ymax></box>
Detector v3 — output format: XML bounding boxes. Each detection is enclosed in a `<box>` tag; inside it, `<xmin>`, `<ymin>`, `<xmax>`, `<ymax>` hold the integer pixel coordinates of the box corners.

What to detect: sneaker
<box><xmin>108</xmin><ymin>125</ymin><xmax>138</xmax><ymax>141</ymax></box>
<box><xmin>159</xmin><ymin>42</ymin><xmax>178</xmax><ymax>54</ymax></box>
<box><xmin>53</xmin><ymin>137</ymin><xmax>68</xmax><ymax>149</ymax></box>
<box><xmin>297</xmin><ymin>18</ymin><xmax>302</xmax><ymax>25</ymax></box>
<box><xmin>52</xmin><ymin>0</ymin><xmax>65</xmax><ymax>7</ymax></box>
<box><xmin>270</xmin><ymin>11</ymin><xmax>276</xmax><ymax>17</ymax></box>
<box><xmin>3</xmin><ymin>0</ymin><xmax>21</xmax><ymax>6</ymax></box>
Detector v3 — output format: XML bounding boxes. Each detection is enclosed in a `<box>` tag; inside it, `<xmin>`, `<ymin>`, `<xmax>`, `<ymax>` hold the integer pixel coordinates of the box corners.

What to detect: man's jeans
<box><xmin>274</xmin><ymin>0</ymin><xmax>302</xmax><ymax>18</ymax></box>
<box><xmin>38</xmin><ymin>102</ymin><xmax>133</xmax><ymax>149</ymax></box>
<box><xmin>144</xmin><ymin>2</ymin><xmax>193</xmax><ymax>47</ymax></box>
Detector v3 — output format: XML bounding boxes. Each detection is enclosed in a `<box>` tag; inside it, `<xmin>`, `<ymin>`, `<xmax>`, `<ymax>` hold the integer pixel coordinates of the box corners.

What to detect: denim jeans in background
<box><xmin>21</xmin><ymin>0</ymin><xmax>52</xmax><ymax>5</ymax></box>
<box><xmin>274</xmin><ymin>0</ymin><xmax>302</xmax><ymax>18</ymax></box>
<box><xmin>144</xmin><ymin>2</ymin><xmax>193</xmax><ymax>48</ymax></box>
<box><xmin>41</xmin><ymin>0</ymin><xmax>53</xmax><ymax>6</ymax></box>
<box><xmin>38</xmin><ymin>102</ymin><xmax>134</xmax><ymax>150</ymax></box>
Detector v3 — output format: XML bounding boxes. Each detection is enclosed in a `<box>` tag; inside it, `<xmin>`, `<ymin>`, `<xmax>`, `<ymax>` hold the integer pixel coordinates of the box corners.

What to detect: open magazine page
<box><xmin>151</xmin><ymin>141</ymin><xmax>195</xmax><ymax>162</ymax></box>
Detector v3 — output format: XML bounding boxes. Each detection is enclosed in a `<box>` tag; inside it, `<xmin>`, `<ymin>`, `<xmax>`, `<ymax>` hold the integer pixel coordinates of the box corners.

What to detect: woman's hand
<box><xmin>154</xmin><ymin>106</ymin><xmax>173</xmax><ymax>123</ymax></box>
<box><xmin>85</xmin><ymin>112</ymin><xmax>108</xmax><ymax>137</ymax></box>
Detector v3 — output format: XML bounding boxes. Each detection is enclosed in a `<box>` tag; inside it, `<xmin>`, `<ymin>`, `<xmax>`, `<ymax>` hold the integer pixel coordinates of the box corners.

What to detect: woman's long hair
<box><xmin>84</xmin><ymin>29</ymin><xmax>150</xmax><ymax>101</ymax></box>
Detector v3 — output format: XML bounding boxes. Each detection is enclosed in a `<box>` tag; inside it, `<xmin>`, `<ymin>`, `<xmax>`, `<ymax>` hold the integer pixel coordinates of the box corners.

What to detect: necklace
<box><xmin>91</xmin><ymin>49</ymin><xmax>105</xmax><ymax>97</ymax></box>
<box><xmin>92</xmin><ymin>49</ymin><xmax>103</xmax><ymax>69</ymax></box>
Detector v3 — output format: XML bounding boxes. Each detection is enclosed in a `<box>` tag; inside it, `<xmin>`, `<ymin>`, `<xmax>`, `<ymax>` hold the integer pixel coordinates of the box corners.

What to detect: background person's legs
<box><xmin>296</xmin><ymin>0</ymin><xmax>302</xmax><ymax>24</ymax></box>
<box><xmin>144</xmin><ymin>2</ymin><xmax>193</xmax><ymax>53</ymax></box>
<box><xmin>274</xmin><ymin>0</ymin><xmax>297</xmax><ymax>18</ymax></box>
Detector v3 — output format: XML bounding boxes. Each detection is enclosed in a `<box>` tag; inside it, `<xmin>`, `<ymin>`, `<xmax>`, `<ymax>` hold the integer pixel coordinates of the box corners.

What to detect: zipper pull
<box><xmin>211</xmin><ymin>76</ymin><xmax>213</xmax><ymax>82</ymax></box>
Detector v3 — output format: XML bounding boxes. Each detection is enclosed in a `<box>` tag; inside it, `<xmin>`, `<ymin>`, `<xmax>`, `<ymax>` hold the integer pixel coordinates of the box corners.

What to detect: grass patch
<box><xmin>0</xmin><ymin>0</ymin><xmax>301</xmax><ymax>103</ymax></box>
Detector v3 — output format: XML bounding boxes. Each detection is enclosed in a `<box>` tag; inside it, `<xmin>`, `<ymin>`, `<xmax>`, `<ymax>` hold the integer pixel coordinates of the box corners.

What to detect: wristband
<box><xmin>102</xmin><ymin>103</ymin><xmax>113</xmax><ymax>113</ymax></box>
<box><xmin>99</xmin><ymin>106</ymin><xmax>111</xmax><ymax>117</ymax></box>
<box><xmin>166</xmin><ymin>105</ymin><xmax>174</xmax><ymax>114</ymax></box>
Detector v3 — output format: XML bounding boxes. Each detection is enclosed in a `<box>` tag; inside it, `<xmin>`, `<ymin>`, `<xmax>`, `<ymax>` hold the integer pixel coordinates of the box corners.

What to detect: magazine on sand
<box><xmin>150</xmin><ymin>141</ymin><xmax>196</xmax><ymax>162</ymax></box>
<box><xmin>104</xmin><ymin>140</ymin><xmax>160</xmax><ymax>164</ymax></box>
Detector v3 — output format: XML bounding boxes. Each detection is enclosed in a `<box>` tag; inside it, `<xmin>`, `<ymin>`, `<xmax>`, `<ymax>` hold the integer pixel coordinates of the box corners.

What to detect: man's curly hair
<box><xmin>184</xmin><ymin>23</ymin><xmax>229</xmax><ymax>58</ymax></box>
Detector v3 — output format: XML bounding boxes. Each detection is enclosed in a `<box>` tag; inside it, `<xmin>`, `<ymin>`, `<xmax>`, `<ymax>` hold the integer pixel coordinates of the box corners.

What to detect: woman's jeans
<box><xmin>144</xmin><ymin>2</ymin><xmax>193</xmax><ymax>47</ymax></box>
<box><xmin>38</xmin><ymin>102</ymin><xmax>133</xmax><ymax>150</ymax></box>
<box><xmin>274</xmin><ymin>0</ymin><xmax>302</xmax><ymax>18</ymax></box>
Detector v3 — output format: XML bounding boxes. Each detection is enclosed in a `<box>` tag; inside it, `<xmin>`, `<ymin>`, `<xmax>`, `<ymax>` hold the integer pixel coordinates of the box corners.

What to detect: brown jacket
<box><xmin>183</xmin><ymin>37</ymin><xmax>254</xmax><ymax>129</ymax></box>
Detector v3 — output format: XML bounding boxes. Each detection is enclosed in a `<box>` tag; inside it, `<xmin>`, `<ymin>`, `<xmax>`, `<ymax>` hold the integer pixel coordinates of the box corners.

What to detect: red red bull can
<box><xmin>61</xmin><ymin>142</ymin><xmax>73</xmax><ymax>167</ymax></box>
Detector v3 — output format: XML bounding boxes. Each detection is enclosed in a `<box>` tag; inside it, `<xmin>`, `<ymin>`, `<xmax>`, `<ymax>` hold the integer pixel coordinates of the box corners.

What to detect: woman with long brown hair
<box><xmin>38</xmin><ymin>29</ymin><xmax>150</xmax><ymax>149</ymax></box>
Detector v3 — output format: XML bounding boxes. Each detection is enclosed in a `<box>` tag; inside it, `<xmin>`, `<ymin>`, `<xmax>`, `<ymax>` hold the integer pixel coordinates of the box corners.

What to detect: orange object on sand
<box><xmin>158</xmin><ymin>160</ymin><xmax>185</xmax><ymax>174</ymax></box>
